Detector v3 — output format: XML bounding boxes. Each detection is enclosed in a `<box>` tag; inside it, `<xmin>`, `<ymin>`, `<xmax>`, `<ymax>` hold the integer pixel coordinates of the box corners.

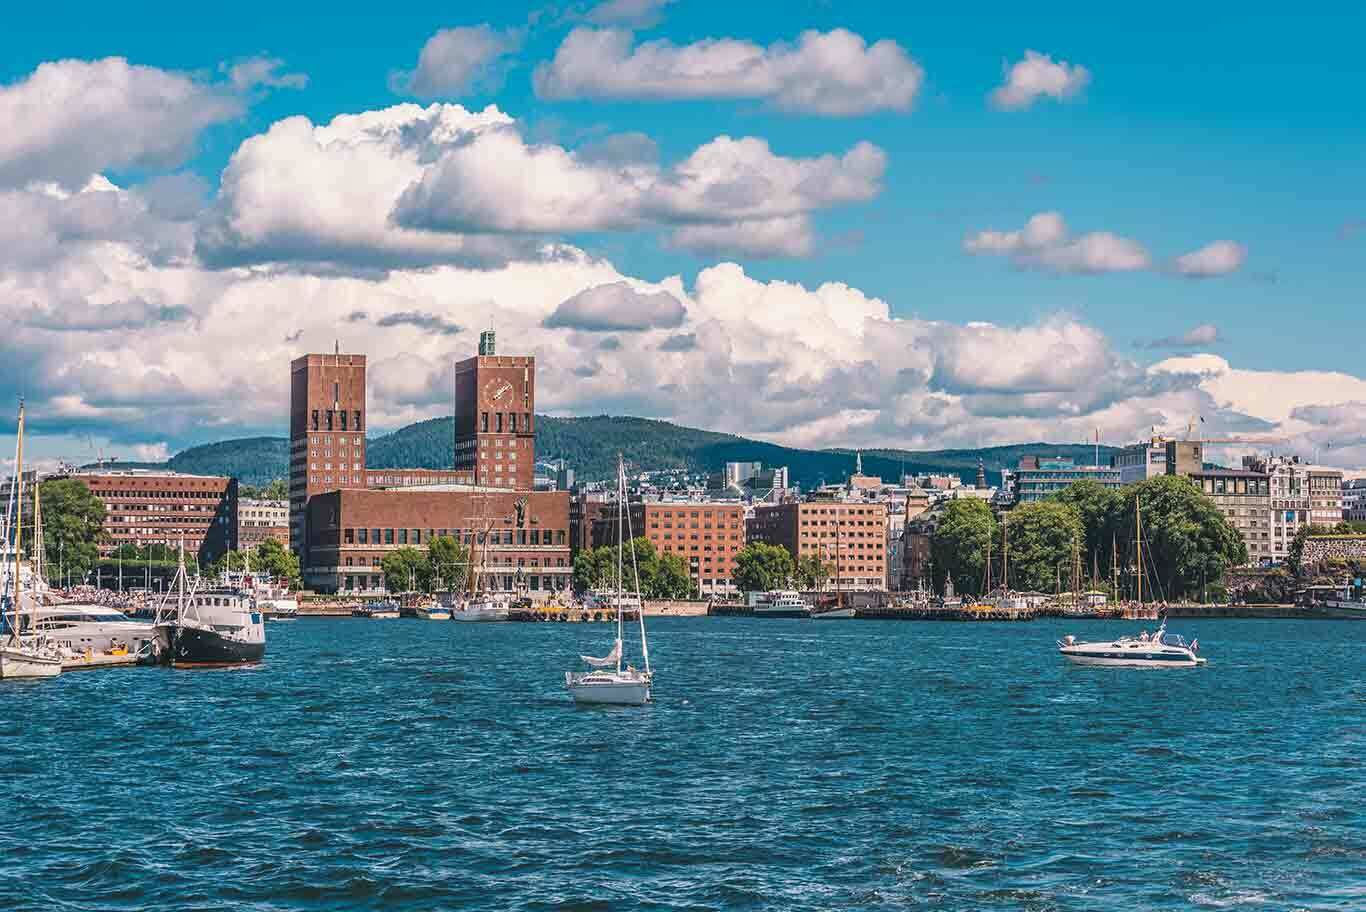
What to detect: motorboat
<box><xmin>30</xmin><ymin>603</ymin><xmax>157</xmax><ymax>655</ymax></box>
<box><xmin>583</xmin><ymin>588</ymin><xmax>643</xmax><ymax>614</ymax></box>
<box><xmin>353</xmin><ymin>600</ymin><xmax>400</xmax><ymax>619</ymax></box>
<box><xmin>753</xmin><ymin>590</ymin><xmax>811</xmax><ymax>619</ymax></box>
<box><xmin>452</xmin><ymin>594</ymin><xmax>511</xmax><ymax>622</ymax></box>
<box><xmin>811</xmin><ymin>603</ymin><xmax>855</xmax><ymax>620</ymax></box>
<box><xmin>567</xmin><ymin>455</ymin><xmax>653</xmax><ymax>706</ymax></box>
<box><xmin>414</xmin><ymin>602</ymin><xmax>452</xmax><ymax>621</ymax></box>
<box><xmin>1057</xmin><ymin>620</ymin><xmax>1205</xmax><ymax>667</ymax></box>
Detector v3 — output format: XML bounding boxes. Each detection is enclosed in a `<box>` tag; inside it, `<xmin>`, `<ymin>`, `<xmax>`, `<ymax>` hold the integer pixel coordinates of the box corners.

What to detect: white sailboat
<box><xmin>1</xmin><ymin>401</ymin><xmax>62</xmax><ymax>680</ymax></box>
<box><xmin>453</xmin><ymin>501</ymin><xmax>512</xmax><ymax>621</ymax></box>
<box><xmin>566</xmin><ymin>455</ymin><xmax>652</xmax><ymax>706</ymax></box>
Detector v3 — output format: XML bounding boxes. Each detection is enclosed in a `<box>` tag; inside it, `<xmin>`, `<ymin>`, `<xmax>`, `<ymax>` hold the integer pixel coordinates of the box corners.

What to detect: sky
<box><xmin>2</xmin><ymin>0</ymin><xmax>1364</xmax><ymax>470</ymax></box>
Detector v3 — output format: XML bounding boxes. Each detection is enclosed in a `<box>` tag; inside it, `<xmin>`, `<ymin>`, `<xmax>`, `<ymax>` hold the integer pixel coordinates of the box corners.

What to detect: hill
<box><xmin>100</xmin><ymin>415</ymin><xmax>1119</xmax><ymax>491</ymax></box>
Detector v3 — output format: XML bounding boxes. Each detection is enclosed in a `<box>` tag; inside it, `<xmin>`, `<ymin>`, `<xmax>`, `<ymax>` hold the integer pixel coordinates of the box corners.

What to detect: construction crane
<box><xmin>1149</xmin><ymin>416</ymin><xmax>1288</xmax><ymax>447</ymax></box>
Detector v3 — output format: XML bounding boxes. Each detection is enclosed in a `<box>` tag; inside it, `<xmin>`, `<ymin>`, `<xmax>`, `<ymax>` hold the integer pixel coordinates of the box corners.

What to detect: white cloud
<box><xmin>534</xmin><ymin>28</ymin><xmax>924</xmax><ymax>116</ymax></box>
<box><xmin>1173</xmin><ymin>240</ymin><xmax>1247</xmax><ymax>277</ymax></box>
<box><xmin>989</xmin><ymin>50</ymin><xmax>1090</xmax><ymax>111</ymax></box>
<box><xmin>668</xmin><ymin>216</ymin><xmax>814</xmax><ymax>258</ymax></box>
<box><xmin>585</xmin><ymin>0</ymin><xmax>674</xmax><ymax>27</ymax></box>
<box><xmin>1141</xmin><ymin>323</ymin><xmax>1223</xmax><ymax>349</ymax></box>
<box><xmin>0</xmin><ymin>57</ymin><xmax>243</xmax><ymax>189</ymax></box>
<box><xmin>545</xmin><ymin>282</ymin><xmax>686</xmax><ymax>331</ymax></box>
<box><xmin>965</xmin><ymin>211</ymin><xmax>1150</xmax><ymax>274</ymax></box>
<box><xmin>223</xmin><ymin>56</ymin><xmax>308</xmax><ymax>91</ymax></box>
<box><xmin>397</xmin><ymin>25</ymin><xmax>522</xmax><ymax>97</ymax></box>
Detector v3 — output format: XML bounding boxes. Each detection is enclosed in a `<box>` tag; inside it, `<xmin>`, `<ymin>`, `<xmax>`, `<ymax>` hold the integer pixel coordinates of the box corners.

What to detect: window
<box><xmin>354</xmin><ymin>410</ymin><xmax>362</xmax><ymax>432</ymax></box>
<box><xmin>510</xmin><ymin>413</ymin><xmax>518</xmax><ymax>433</ymax></box>
<box><xmin>481</xmin><ymin>412</ymin><xmax>489</xmax><ymax>432</ymax></box>
<box><xmin>411</xmin><ymin>529</ymin><xmax>421</xmax><ymax>544</ymax></box>
<box><xmin>344</xmin><ymin>528</ymin><xmax>354</xmax><ymax>544</ymax></box>
<box><xmin>311</xmin><ymin>409</ymin><xmax>319</xmax><ymax>431</ymax></box>
<box><xmin>384</xmin><ymin>528</ymin><xmax>394</xmax><ymax>545</ymax></box>
<box><xmin>496</xmin><ymin>412</ymin><xmax>503</xmax><ymax>433</ymax></box>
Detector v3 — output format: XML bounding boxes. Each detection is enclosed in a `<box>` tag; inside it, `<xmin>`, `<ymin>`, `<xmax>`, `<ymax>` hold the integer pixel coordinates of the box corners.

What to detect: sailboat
<box><xmin>565</xmin><ymin>455</ymin><xmax>652</xmax><ymax>706</ymax></box>
<box><xmin>812</xmin><ymin>523</ymin><xmax>854</xmax><ymax>619</ymax></box>
<box><xmin>453</xmin><ymin>508</ymin><xmax>512</xmax><ymax>622</ymax></box>
<box><xmin>0</xmin><ymin>401</ymin><xmax>62</xmax><ymax>680</ymax></box>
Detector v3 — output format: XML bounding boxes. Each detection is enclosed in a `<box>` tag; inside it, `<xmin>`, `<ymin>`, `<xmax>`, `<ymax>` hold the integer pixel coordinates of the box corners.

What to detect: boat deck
<box><xmin>61</xmin><ymin>651</ymin><xmax>144</xmax><ymax>671</ymax></box>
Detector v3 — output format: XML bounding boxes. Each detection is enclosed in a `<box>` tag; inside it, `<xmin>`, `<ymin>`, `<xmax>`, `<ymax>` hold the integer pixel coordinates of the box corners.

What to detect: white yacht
<box><xmin>583</xmin><ymin>589</ymin><xmax>643</xmax><ymax>613</ymax></box>
<box><xmin>567</xmin><ymin>455</ymin><xmax>653</xmax><ymax>706</ymax></box>
<box><xmin>754</xmin><ymin>590</ymin><xmax>811</xmax><ymax>619</ymax></box>
<box><xmin>1057</xmin><ymin>620</ymin><xmax>1205</xmax><ymax>667</ymax></box>
<box><xmin>414</xmin><ymin>602</ymin><xmax>452</xmax><ymax>621</ymax></box>
<box><xmin>452</xmin><ymin>595</ymin><xmax>511</xmax><ymax>622</ymax></box>
<box><xmin>353</xmin><ymin>600</ymin><xmax>400</xmax><ymax>619</ymax></box>
<box><xmin>31</xmin><ymin>603</ymin><xmax>156</xmax><ymax>655</ymax></box>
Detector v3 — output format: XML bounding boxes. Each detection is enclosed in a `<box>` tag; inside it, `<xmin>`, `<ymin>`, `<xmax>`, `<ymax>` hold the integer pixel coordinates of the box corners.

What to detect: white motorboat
<box><xmin>1057</xmin><ymin>620</ymin><xmax>1205</xmax><ymax>667</ymax></box>
<box><xmin>583</xmin><ymin>589</ymin><xmax>643</xmax><ymax>613</ymax></box>
<box><xmin>31</xmin><ymin>603</ymin><xmax>156</xmax><ymax>654</ymax></box>
<box><xmin>414</xmin><ymin>602</ymin><xmax>452</xmax><ymax>621</ymax></box>
<box><xmin>754</xmin><ymin>590</ymin><xmax>811</xmax><ymax>619</ymax></box>
<box><xmin>353</xmin><ymin>600</ymin><xmax>400</xmax><ymax>619</ymax></box>
<box><xmin>812</xmin><ymin>605</ymin><xmax>856</xmax><ymax>620</ymax></box>
<box><xmin>452</xmin><ymin>596</ymin><xmax>510</xmax><ymax>622</ymax></box>
<box><xmin>0</xmin><ymin>403</ymin><xmax>63</xmax><ymax>681</ymax></box>
<box><xmin>567</xmin><ymin>455</ymin><xmax>653</xmax><ymax>706</ymax></box>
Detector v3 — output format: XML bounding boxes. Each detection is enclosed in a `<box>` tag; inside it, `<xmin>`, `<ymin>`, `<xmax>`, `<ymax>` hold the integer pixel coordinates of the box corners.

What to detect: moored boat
<box><xmin>353</xmin><ymin>600</ymin><xmax>400</xmax><ymax>619</ymax></box>
<box><xmin>153</xmin><ymin>548</ymin><xmax>266</xmax><ymax>668</ymax></box>
<box><xmin>754</xmin><ymin>590</ymin><xmax>811</xmax><ymax>619</ymax></box>
<box><xmin>1057</xmin><ymin>619</ymin><xmax>1205</xmax><ymax>667</ymax></box>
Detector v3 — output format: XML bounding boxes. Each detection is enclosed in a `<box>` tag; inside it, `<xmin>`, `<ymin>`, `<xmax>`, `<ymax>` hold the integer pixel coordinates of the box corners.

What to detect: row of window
<box><xmin>92</xmin><ymin>489</ymin><xmax>225</xmax><ymax>500</ymax></box>
<box><xmin>342</xmin><ymin>527</ymin><xmax>567</xmax><ymax>547</ymax></box>
<box><xmin>480</xmin><ymin>412</ymin><xmax>532</xmax><ymax>434</ymax></box>
<box><xmin>311</xmin><ymin>408</ymin><xmax>362</xmax><ymax>432</ymax></box>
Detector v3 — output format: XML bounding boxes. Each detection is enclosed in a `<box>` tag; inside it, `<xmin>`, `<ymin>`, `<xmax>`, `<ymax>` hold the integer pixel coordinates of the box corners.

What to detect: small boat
<box><xmin>567</xmin><ymin>455</ymin><xmax>653</xmax><ymax>706</ymax></box>
<box><xmin>1057</xmin><ymin>619</ymin><xmax>1205</xmax><ymax>667</ymax></box>
<box><xmin>415</xmin><ymin>602</ymin><xmax>451</xmax><ymax>621</ymax></box>
<box><xmin>353</xmin><ymin>600</ymin><xmax>400</xmax><ymax>619</ymax></box>
<box><xmin>0</xmin><ymin>404</ymin><xmax>62</xmax><ymax>680</ymax></box>
<box><xmin>811</xmin><ymin>605</ymin><xmax>855</xmax><ymax>620</ymax></box>
<box><xmin>452</xmin><ymin>595</ymin><xmax>510</xmax><ymax>622</ymax></box>
<box><xmin>754</xmin><ymin>590</ymin><xmax>811</xmax><ymax>619</ymax></box>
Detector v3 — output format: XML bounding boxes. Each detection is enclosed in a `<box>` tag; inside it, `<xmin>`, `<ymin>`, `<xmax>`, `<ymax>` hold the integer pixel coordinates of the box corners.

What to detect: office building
<box><xmin>597</xmin><ymin>501</ymin><xmax>746</xmax><ymax>596</ymax></box>
<box><xmin>238</xmin><ymin>498</ymin><xmax>289</xmax><ymax>549</ymax></box>
<box><xmin>1187</xmin><ymin>467</ymin><xmax>1271</xmax><ymax>564</ymax></box>
<box><xmin>70</xmin><ymin>470</ymin><xmax>236</xmax><ymax>562</ymax></box>
<box><xmin>747</xmin><ymin>500</ymin><xmax>887</xmax><ymax>591</ymax></box>
<box><xmin>1014</xmin><ymin>456</ymin><xmax>1121</xmax><ymax>502</ymax></box>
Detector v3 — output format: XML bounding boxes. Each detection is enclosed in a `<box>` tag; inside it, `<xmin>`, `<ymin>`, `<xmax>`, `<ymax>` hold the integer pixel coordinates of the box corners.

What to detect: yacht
<box><xmin>753</xmin><ymin>590</ymin><xmax>812</xmax><ymax>619</ymax></box>
<box><xmin>452</xmin><ymin>594</ymin><xmax>511</xmax><ymax>622</ymax></box>
<box><xmin>31</xmin><ymin>603</ymin><xmax>156</xmax><ymax>655</ymax></box>
<box><xmin>414</xmin><ymin>601</ymin><xmax>452</xmax><ymax>621</ymax></box>
<box><xmin>353</xmin><ymin>600</ymin><xmax>400</xmax><ymax>619</ymax></box>
<box><xmin>583</xmin><ymin>589</ymin><xmax>643</xmax><ymax>614</ymax></box>
<box><xmin>1057</xmin><ymin>619</ymin><xmax>1205</xmax><ymax>667</ymax></box>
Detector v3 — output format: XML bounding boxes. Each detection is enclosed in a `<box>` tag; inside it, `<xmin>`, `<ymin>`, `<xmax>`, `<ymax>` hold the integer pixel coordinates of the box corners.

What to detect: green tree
<box><xmin>930</xmin><ymin>499</ymin><xmax>996</xmax><ymax>597</ymax></box>
<box><xmin>646</xmin><ymin>551</ymin><xmax>698</xmax><ymax>599</ymax></box>
<box><xmin>572</xmin><ymin>546</ymin><xmax>615</xmax><ymax>592</ymax></box>
<box><xmin>252</xmin><ymin>538</ymin><xmax>300</xmax><ymax>587</ymax></box>
<box><xmin>1003</xmin><ymin>500</ymin><xmax>1085</xmax><ymax>593</ymax></box>
<box><xmin>733</xmin><ymin>542</ymin><xmax>795</xmax><ymax>593</ymax></box>
<box><xmin>1120</xmin><ymin>475</ymin><xmax>1247</xmax><ymax>600</ymax></box>
<box><xmin>382</xmin><ymin>547</ymin><xmax>432</xmax><ymax>593</ymax></box>
<box><xmin>794</xmin><ymin>553</ymin><xmax>831</xmax><ymax>590</ymax></box>
<box><xmin>37</xmin><ymin>478</ymin><xmax>106</xmax><ymax>585</ymax></box>
<box><xmin>427</xmin><ymin>535</ymin><xmax>471</xmax><ymax>592</ymax></box>
<box><xmin>1052</xmin><ymin>479</ymin><xmax>1125</xmax><ymax>580</ymax></box>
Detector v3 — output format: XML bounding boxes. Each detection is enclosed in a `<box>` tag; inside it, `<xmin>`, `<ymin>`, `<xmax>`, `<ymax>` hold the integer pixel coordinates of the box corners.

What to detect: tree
<box><xmin>37</xmin><ymin>478</ymin><xmax>106</xmax><ymax>585</ymax></box>
<box><xmin>1003</xmin><ymin>500</ymin><xmax>1085</xmax><ymax>593</ymax></box>
<box><xmin>382</xmin><ymin>547</ymin><xmax>432</xmax><ymax>593</ymax></box>
<box><xmin>930</xmin><ymin>499</ymin><xmax>995</xmax><ymax>597</ymax></box>
<box><xmin>1119</xmin><ymin>475</ymin><xmax>1246</xmax><ymax>600</ymax></box>
<box><xmin>794</xmin><ymin>553</ymin><xmax>831</xmax><ymax>590</ymax></box>
<box><xmin>427</xmin><ymin>535</ymin><xmax>470</xmax><ymax>592</ymax></box>
<box><xmin>573</xmin><ymin>546</ymin><xmax>615</xmax><ymax>592</ymax></box>
<box><xmin>733</xmin><ymin>543</ymin><xmax>795</xmax><ymax>593</ymax></box>
<box><xmin>1052</xmin><ymin>479</ymin><xmax>1125</xmax><ymax>580</ymax></box>
<box><xmin>647</xmin><ymin>551</ymin><xmax>698</xmax><ymax>599</ymax></box>
<box><xmin>252</xmin><ymin>538</ymin><xmax>300</xmax><ymax>587</ymax></box>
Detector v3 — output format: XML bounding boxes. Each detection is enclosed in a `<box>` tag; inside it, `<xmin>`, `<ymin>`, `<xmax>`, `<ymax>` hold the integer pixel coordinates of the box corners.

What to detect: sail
<box><xmin>580</xmin><ymin>639</ymin><xmax>621</xmax><ymax>668</ymax></box>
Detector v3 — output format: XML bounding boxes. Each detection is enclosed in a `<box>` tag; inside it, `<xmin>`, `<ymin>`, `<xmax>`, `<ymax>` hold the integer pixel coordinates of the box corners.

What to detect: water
<box><xmin>1</xmin><ymin>618</ymin><xmax>1362</xmax><ymax>911</ymax></box>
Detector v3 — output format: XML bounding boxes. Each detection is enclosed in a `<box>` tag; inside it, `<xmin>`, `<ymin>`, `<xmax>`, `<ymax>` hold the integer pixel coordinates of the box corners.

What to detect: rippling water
<box><xmin>1</xmin><ymin>617</ymin><xmax>1362</xmax><ymax>910</ymax></box>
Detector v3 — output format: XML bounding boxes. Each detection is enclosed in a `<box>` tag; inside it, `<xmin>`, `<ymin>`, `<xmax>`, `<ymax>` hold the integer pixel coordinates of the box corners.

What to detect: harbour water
<box><xmin>1</xmin><ymin>618</ymin><xmax>1361</xmax><ymax>910</ymax></box>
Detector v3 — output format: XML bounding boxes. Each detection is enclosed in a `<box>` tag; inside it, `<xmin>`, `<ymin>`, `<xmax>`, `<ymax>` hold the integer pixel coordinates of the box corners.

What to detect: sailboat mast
<box><xmin>835</xmin><ymin>515</ymin><xmax>841</xmax><ymax>609</ymax></box>
<box><xmin>1135</xmin><ymin>495</ymin><xmax>1143</xmax><ymax>607</ymax></box>
<box><xmin>615</xmin><ymin>455</ymin><xmax>625</xmax><ymax>675</ymax></box>
<box><xmin>983</xmin><ymin>524</ymin><xmax>992</xmax><ymax>595</ymax></box>
<box><xmin>11</xmin><ymin>401</ymin><xmax>23</xmax><ymax>642</ymax></box>
<box><xmin>1002</xmin><ymin>517</ymin><xmax>1009</xmax><ymax>592</ymax></box>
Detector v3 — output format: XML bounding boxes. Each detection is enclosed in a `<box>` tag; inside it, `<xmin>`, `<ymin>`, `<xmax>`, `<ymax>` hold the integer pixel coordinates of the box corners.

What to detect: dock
<box><xmin>62</xmin><ymin>650</ymin><xmax>144</xmax><ymax>671</ymax></box>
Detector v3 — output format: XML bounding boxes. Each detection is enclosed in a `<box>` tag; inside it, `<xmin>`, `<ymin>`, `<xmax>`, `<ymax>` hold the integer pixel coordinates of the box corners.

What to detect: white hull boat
<box><xmin>0</xmin><ymin>642</ymin><xmax>63</xmax><ymax>679</ymax></box>
<box><xmin>565</xmin><ymin>669</ymin><xmax>651</xmax><ymax>705</ymax></box>
<box><xmin>812</xmin><ymin>606</ymin><xmax>855</xmax><ymax>620</ymax></box>
<box><xmin>452</xmin><ymin>600</ymin><xmax>509</xmax><ymax>622</ymax></box>
<box><xmin>416</xmin><ymin>605</ymin><xmax>452</xmax><ymax>620</ymax></box>
<box><xmin>1058</xmin><ymin>621</ymin><xmax>1205</xmax><ymax>668</ymax></box>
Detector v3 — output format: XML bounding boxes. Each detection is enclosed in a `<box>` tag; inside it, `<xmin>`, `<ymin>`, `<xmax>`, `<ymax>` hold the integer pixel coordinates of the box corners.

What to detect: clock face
<box><xmin>483</xmin><ymin>378</ymin><xmax>514</xmax><ymax>405</ymax></box>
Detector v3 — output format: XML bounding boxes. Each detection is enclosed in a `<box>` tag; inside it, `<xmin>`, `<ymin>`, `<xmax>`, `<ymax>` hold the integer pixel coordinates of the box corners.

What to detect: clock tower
<box><xmin>454</xmin><ymin>330</ymin><xmax>535</xmax><ymax>490</ymax></box>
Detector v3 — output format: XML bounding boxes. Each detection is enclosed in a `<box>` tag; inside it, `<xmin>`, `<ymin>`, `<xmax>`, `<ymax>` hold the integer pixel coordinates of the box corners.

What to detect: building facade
<box><xmin>747</xmin><ymin>500</ymin><xmax>888</xmax><ymax>591</ymax></box>
<box><xmin>71</xmin><ymin>470</ymin><xmax>236</xmax><ymax>562</ymax></box>
<box><xmin>1343</xmin><ymin>478</ymin><xmax>1366</xmax><ymax>523</ymax></box>
<box><xmin>453</xmin><ymin>330</ymin><xmax>536</xmax><ymax>490</ymax></box>
<box><xmin>1241</xmin><ymin>455</ymin><xmax>1345</xmax><ymax>562</ymax></box>
<box><xmin>238</xmin><ymin>498</ymin><xmax>289</xmax><ymax>549</ymax></box>
<box><xmin>1015</xmin><ymin>456</ymin><xmax>1122</xmax><ymax>502</ymax></box>
<box><xmin>615</xmin><ymin>501</ymin><xmax>746</xmax><ymax>596</ymax></box>
<box><xmin>1111</xmin><ymin>439</ymin><xmax>1169</xmax><ymax>484</ymax></box>
<box><xmin>304</xmin><ymin>487</ymin><xmax>570</xmax><ymax>594</ymax></box>
<box><xmin>1187</xmin><ymin>468</ymin><xmax>1271</xmax><ymax>564</ymax></box>
<box><xmin>289</xmin><ymin>351</ymin><xmax>368</xmax><ymax>560</ymax></box>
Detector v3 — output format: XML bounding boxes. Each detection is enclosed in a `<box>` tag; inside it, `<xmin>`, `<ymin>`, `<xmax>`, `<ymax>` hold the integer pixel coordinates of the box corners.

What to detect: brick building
<box><xmin>70</xmin><ymin>470</ymin><xmax>236</xmax><ymax>562</ymax></box>
<box><xmin>748</xmin><ymin>500</ymin><xmax>888</xmax><ymax>591</ymax></box>
<box><xmin>305</xmin><ymin>488</ymin><xmax>570</xmax><ymax>594</ymax></box>
<box><xmin>593</xmin><ymin>500</ymin><xmax>746</xmax><ymax>595</ymax></box>
<box><xmin>454</xmin><ymin>330</ymin><xmax>536</xmax><ymax>490</ymax></box>
<box><xmin>238</xmin><ymin>498</ymin><xmax>289</xmax><ymax>549</ymax></box>
<box><xmin>289</xmin><ymin>350</ymin><xmax>368</xmax><ymax>559</ymax></box>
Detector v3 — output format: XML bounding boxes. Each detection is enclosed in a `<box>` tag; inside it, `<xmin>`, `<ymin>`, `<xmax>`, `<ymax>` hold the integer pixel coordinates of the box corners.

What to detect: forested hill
<box><xmin>93</xmin><ymin>415</ymin><xmax>1120</xmax><ymax>489</ymax></box>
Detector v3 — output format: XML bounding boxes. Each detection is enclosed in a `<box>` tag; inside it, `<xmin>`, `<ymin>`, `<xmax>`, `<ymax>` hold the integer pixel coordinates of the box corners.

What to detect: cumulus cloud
<box><xmin>989</xmin><ymin>50</ymin><xmax>1090</xmax><ymax>111</ymax></box>
<box><xmin>534</xmin><ymin>28</ymin><xmax>924</xmax><ymax>116</ymax></box>
<box><xmin>0</xmin><ymin>57</ymin><xmax>244</xmax><ymax>189</ymax></box>
<box><xmin>392</xmin><ymin>128</ymin><xmax>884</xmax><ymax>258</ymax></box>
<box><xmin>375</xmin><ymin>310</ymin><xmax>463</xmax><ymax>335</ymax></box>
<box><xmin>223</xmin><ymin>56</ymin><xmax>308</xmax><ymax>91</ymax></box>
<box><xmin>1140</xmin><ymin>323</ymin><xmax>1223</xmax><ymax>350</ymax></box>
<box><xmin>545</xmin><ymin>282</ymin><xmax>686</xmax><ymax>331</ymax></box>
<box><xmin>397</xmin><ymin>25</ymin><xmax>523</xmax><ymax>97</ymax></box>
<box><xmin>964</xmin><ymin>211</ymin><xmax>1150</xmax><ymax>274</ymax></box>
<box><xmin>1172</xmin><ymin>240</ymin><xmax>1247</xmax><ymax>277</ymax></box>
<box><xmin>585</xmin><ymin>0</ymin><xmax>675</xmax><ymax>27</ymax></box>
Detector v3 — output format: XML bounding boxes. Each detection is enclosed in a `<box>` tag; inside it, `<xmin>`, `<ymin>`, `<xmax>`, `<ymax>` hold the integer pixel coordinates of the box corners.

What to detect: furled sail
<box><xmin>580</xmin><ymin>639</ymin><xmax>621</xmax><ymax>668</ymax></box>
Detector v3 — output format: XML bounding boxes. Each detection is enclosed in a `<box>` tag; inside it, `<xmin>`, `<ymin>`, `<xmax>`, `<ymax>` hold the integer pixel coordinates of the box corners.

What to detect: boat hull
<box><xmin>452</xmin><ymin>608</ymin><xmax>509</xmax><ymax>622</ymax></box>
<box><xmin>1060</xmin><ymin>648</ymin><xmax>1202</xmax><ymax>667</ymax></box>
<box><xmin>753</xmin><ymin>608</ymin><xmax>811</xmax><ymax>619</ymax></box>
<box><xmin>812</xmin><ymin>607</ymin><xmax>856</xmax><ymax>620</ymax></box>
<box><xmin>0</xmin><ymin>645</ymin><xmax>63</xmax><ymax>679</ymax></box>
<box><xmin>170</xmin><ymin>626</ymin><xmax>265</xmax><ymax>668</ymax></box>
<box><xmin>566</xmin><ymin>676</ymin><xmax>651</xmax><ymax>706</ymax></box>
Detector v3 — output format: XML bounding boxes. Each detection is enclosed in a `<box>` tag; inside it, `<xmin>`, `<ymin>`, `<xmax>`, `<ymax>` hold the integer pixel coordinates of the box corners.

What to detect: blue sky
<box><xmin>2</xmin><ymin>1</ymin><xmax>1365</xmax><ymax>465</ymax></box>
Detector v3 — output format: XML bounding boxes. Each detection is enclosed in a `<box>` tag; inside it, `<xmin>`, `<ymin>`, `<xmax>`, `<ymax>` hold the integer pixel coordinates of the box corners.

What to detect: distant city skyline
<box><xmin>3</xmin><ymin>1</ymin><xmax>1364</xmax><ymax>470</ymax></box>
